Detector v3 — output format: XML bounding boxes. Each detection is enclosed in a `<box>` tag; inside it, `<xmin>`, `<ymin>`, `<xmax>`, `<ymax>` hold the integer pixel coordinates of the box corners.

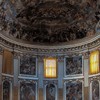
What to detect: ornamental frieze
<box><xmin>0</xmin><ymin>33</ymin><xmax>100</xmax><ymax>54</ymax></box>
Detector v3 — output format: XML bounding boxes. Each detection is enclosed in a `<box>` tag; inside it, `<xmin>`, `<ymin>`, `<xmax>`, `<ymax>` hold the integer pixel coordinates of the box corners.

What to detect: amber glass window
<box><xmin>44</xmin><ymin>58</ymin><xmax>57</xmax><ymax>78</ymax></box>
<box><xmin>90</xmin><ymin>50</ymin><xmax>99</xmax><ymax>74</ymax></box>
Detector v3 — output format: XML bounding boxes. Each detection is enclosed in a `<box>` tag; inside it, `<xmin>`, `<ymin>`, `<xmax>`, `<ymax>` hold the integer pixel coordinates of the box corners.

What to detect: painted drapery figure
<box><xmin>20</xmin><ymin>81</ymin><xmax>36</xmax><ymax>100</ymax></box>
<box><xmin>46</xmin><ymin>84</ymin><xmax>56</xmax><ymax>100</ymax></box>
<box><xmin>3</xmin><ymin>81</ymin><xmax>10</xmax><ymax>100</ymax></box>
<box><xmin>65</xmin><ymin>56</ymin><xmax>82</xmax><ymax>75</ymax></box>
<box><xmin>66</xmin><ymin>81</ymin><xmax>82</xmax><ymax>100</ymax></box>
<box><xmin>92</xmin><ymin>80</ymin><xmax>99</xmax><ymax>100</ymax></box>
<box><xmin>20</xmin><ymin>56</ymin><xmax>36</xmax><ymax>75</ymax></box>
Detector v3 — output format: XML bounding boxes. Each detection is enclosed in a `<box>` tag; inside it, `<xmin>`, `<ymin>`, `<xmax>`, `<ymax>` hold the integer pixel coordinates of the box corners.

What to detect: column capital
<box><xmin>82</xmin><ymin>52</ymin><xmax>90</xmax><ymax>59</ymax></box>
<box><xmin>13</xmin><ymin>52</ymin><xmax>20</xmax><ymax>59</ymax></box>
<box><xmin>0</xmin><ymin>47</ymin><xmax>3</xmax><ymax>54</ymax></box>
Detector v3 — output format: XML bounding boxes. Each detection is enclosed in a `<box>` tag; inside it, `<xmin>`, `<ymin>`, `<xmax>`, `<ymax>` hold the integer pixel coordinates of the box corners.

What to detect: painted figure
<box><xmin>92</xmin><ymin>81</ymin><xmax>99</xmax><ymax>100</ymax></box>
<box><xmin>66</xmin><ymin>81</ymin><xmax>82</xmax><ymax>100</ymax></box>
<box><xmin>3</xmin><ymin>81</ymin><xmax>10</xmax><ymax>100</ymax></box>
<box><xmin>66</xmin><ymin>56</ymin><xmax>82</xmax><ymax>75</ymax></box>
<box><xmin>46</xmin><ymin>84</ymin><xmax>56</xmax><ymax>100</ymax></box>
<box><xmin>20</xmin><ymin>56</ymin><xmax>36</xmax><ymax>75</ymax></box>
<box><xmin>20</xmin><ymin>82</ymin><xmax>36</xmax><ymax>100</ymax></box>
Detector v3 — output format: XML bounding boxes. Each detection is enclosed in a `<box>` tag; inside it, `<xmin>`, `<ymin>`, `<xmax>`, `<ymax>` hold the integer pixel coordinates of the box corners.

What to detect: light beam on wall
<box><xmin>90</xmin><ymin>50</ymin><xmax>99</xmax><ymax>74</ymax></box>
<box><xmin>44</xmin><ymin>58</ymin><xmax>57</xmax><ymax>78</ymax></box>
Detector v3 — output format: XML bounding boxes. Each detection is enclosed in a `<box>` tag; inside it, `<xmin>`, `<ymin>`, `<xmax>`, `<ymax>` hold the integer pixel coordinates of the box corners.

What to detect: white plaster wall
<box><xmin>0</xmin><ymin>54</ymin><xmax>2</xmax><ymax>84</ymax></box>
<box><xmin>58</xmin><ymin>60</ymin><xmax>64</xmax><ymax>88</ymax></box>
<box><xmin>0</xmin><ymin>0</ymin><xmax>2</xmax><ymax>3</ymax></box>
<box><xmin>14</xmin><ymin>58</ymin><xmax>19</xmax><ymax>86</ymax></box>
<box><xmin>84</xmin><ymin>58</ymin><xmax>89</xmax><ymax>87</ymax></box>
<box><xmin>38</xmin><ymin>61</ymin><xmax>44</xmax><ymax>88</ymax></box>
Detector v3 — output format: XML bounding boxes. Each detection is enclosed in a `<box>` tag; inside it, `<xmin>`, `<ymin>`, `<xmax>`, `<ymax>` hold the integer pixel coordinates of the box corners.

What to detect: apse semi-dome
<box><xmin>0</xmin><ymin>0</ymin><xmax>100</xmax><ymax>44</ymax></box>
<box><xmin>0</xmin><ymin>1</ymin><xmax>100</xmax><ymax>100</ymax></box>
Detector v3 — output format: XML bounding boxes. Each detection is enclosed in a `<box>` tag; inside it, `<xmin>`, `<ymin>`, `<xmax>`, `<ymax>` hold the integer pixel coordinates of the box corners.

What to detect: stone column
<box><xmin>0</xmin><ymin>50</ymin><xmax>3</xmax><ymax>100</ymax></box>
<box><xmin>38</xmin><ymin>56</ymin><xmax>44</xmax><ymax>100</ymax></box>
<box><xmin>39</xmin><ymin>88</ymin><xmax>43</xmax><ymax>100</ymax></box>
<box><xmin>0</xmin><ymin>84</ymin><xmax>2</xmax><ymax>100</ymax></box>
<box><xmin>99</xmin><ymin>81</ymin><xmax>100</xmax><ymax>100</ymax></box>
<box><xmin>13</xmin><ymin>86</ymin><xmax>18</xmax><ymax>100</ymax></box>
<box><xmin>58</xmin><ymin>56</ymin><xmax>64</xmax><ymax>100</ymax></box>
<box><xmin>83</xmin><ymin>52</ymin><xmax>89</xmax><ymax>100</ymax></box>
<box><xmin>38</xmin><ymin>56</ymin><xmax>44</xmax><ymax>88</ymax></box>
<box><xmin>13</xmin><ymin>54</ymin><xmax>20</xmax><ymax>100</ymax></box>
<box><xmin>58</xmin><ymin>89</ymin><xmax>63</xmax><ymax>100</ymax></box>
<box><xmin>58</xmin><ymin>56</ymin><xmax>64</xmax><ymax>88</ymax></box>
<box><xmin>0</xmin><ymin>0</ymin><xmax>3</xmax><ymax>3</ymax></box>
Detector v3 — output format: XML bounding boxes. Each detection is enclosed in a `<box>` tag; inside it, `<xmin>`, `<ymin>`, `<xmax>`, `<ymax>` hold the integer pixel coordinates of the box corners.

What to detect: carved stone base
<box><xmin>84</xmin><ymin>87</ymin><xmax>89</xmax><ymax>100</ymax></box>
<box><xmin>58</xmin><ymin>89</ymin><xmax>63</xmax><ymax>100</ymax></box>
<box><xmin>0</xmin><ymin>84</ymin><xmax>2</xmax><ymax>100</ymax></box>
<box><xmin>39</xmin><ymin>88</ymin><xmax>43</xmax><ymax>100</ymax></box>
<box><xmin>13</xmin><ymin>86</ymin><xmax>18</xmax><ymax>100</ymax></box>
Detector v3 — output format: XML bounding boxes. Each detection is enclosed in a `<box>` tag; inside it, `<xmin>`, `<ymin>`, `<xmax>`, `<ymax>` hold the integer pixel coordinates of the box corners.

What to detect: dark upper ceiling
<box><xmin>0</xmin><ymin>0</ymin><xmax>100</xmax><ymax>44</ymax></box>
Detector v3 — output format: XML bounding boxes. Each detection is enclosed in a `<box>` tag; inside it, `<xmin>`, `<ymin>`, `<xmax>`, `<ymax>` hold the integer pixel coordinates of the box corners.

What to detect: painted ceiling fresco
<box><xmin>0</xmin><ymin>0</ymin><xmax>100</xmax><ymax>43</ymax></box>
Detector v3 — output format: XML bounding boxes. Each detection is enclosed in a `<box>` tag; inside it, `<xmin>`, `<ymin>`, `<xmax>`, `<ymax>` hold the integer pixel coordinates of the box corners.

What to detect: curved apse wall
<box><xmin>0</xmin><ymin>32</ymin><xmax>100</xmax><ymax>100</ymax></box>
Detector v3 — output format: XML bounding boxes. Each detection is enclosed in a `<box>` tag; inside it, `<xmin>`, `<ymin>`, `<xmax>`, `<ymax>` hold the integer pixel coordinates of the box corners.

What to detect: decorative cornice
<box><xmin>2</xmin><ymin>76</ymin><xmax>13</xmax><ymax>82</ymax></box>
<box><xmin>18</xmin><ymin>79</ymin><xmax>37</xmax><ymax>82</ymax></box>
<box><xmin>63</xmin><ymin>79</ymin><xmax>83</xmax><ymax>83</ymax></box>
<box><xmin>89</xmin><ymin>75</ymin><xmax>100</xmax><ymax>82</ymax></box>
<box><xmin>0</xmin><ymin>33</ymin><xmax>100</xmax><ymax>54</ymax></box>
<box><xmin>0</xmin><ymin>46</ymin><xmax>3</xmax><ymax>54</ymax></box>
<box><xmin>82</xmin><ymin>52</ymin><xmax>90</xmax><ymax>59</ymax></box>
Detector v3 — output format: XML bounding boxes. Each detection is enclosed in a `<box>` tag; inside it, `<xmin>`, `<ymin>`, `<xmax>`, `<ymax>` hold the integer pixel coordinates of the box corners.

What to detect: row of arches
<box><xmin>1</xmin><ymin>79</ymin><xmax>100</xmax><ymax>100</ymax></box>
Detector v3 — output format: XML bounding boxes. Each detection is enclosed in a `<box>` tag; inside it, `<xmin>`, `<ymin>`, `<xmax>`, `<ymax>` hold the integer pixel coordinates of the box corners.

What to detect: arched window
<box><xmin>90</xmin><ymin>50</ymin><xmax>99</xmax><ymax>74</ymax></box>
